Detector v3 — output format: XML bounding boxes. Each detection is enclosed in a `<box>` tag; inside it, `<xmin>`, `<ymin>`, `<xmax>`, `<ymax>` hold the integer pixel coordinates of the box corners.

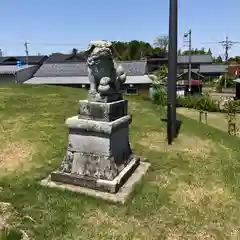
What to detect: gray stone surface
<box><xmin>65</xmin><ymin>115</ymin><xmax>132</xmax><ymax>134</ymax></box>
<box><xmin>85</xmin><ymin>40</ymin><xmax>126</xmax><ymax>102</ymax></box>
<box><xmin>51</xmin><ymin>157</ymin><xmax>140</xmax><ymax>193</ymax></box>
<box><xmin>78</xmin><ymin>99</ymin><xmax>128</xmax><ymax>122</ymax></box>
<box><xmin>41</xmin><ymin>161</ymin><xmax>150</xmax><ymax>204</ymax></box>
<box><xmin>61</xmin><ymin>114</ymin><xmax>133</xmax><ymax>180</ymax></box>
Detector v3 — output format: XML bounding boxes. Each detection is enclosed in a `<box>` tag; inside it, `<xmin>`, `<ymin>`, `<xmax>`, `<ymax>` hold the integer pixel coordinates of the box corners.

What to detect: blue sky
<box><xmin>1</xmin><ymin>0</ymin><xmax>240</xmax><ymax>57</ymax></box>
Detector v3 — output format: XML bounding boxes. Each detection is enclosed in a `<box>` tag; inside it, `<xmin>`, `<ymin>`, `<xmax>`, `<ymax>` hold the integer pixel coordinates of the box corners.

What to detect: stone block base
<box><xmin>78</xmin><ymin>99</ymin><xmax>128</xmax><ymax>122</ymax></box>
<box><xmin>41</xmin><ymin>161</ymin><xmax>150</xmax><ymax>204</ymax></box>
<box><xmin>51</xmin><ymin>157</ymin><xmax>140</xmax><ymax>193</ymax></box>
<box><xmin>63</xmin><ymin>115</ymin><xmax>133</xmax><ymax>180</ymax></box>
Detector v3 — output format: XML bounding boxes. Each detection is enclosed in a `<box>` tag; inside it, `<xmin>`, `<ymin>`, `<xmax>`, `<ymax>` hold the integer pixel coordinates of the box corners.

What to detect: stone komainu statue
<box><xmin>85</xmin><ymin>40</ymin><xmax>126</xmax><ymax>102</ymax></box>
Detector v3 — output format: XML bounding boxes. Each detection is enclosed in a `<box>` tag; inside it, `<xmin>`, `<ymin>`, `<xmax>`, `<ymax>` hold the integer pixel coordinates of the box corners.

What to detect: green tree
<box><xmin>153</xmin><ymin>35</ymin><xmax>169</xmax><ymax>53</ymax></box>
<box><xmin>215</xmin><ymin>55</ymin><xmax>223</xmax><ymax>63</ymax></box>
<box><xmin>112</xmin><ymin>41</ymin><xmax>154</xmax><ymax>60</ymax></box>
<box><xmin>112</xmin><ymin>41</ymin><xmax>128</xmax><ymax>60</ymax></box>
<box><xmin>182</xmin><ymin>48</ymin><xmax>208</xmax><ymax>55</ymax></box>
<box><xmin>155</xmin><ymin>65</ymin><xmax>168</xmax><ymax>80</ymax></box>
<box><xmin>200</xmin><ymin>47</ymin><xmax>205</xmax><ymax>53</ymax></box>
<box><xmin>228</xmin><ymin>56</ymin><xmax>240</xmax><ymax>63</ymax></box>
<box><xmin>207</xmin><ymin>48</ymin><xmax>212</xmax><ymax>56</ymax></box>
<box><xmin>49</xmin><ymin>52</ymin><xmax>65</xmax><ymax>56</ymax></box>
<box><xmin>150</xmin><ymin>65</ymin><xmax>168</xmax><ymax>87</ymax></box>
<box><xmin>127</xmin><ymin>40</ymin><xmax>147</xmax><ymax>60</ymax></box>
<box><xmin>140</xmin><ymin>42</ymin><xmax>153</xmax><ymax>58</ymax></box>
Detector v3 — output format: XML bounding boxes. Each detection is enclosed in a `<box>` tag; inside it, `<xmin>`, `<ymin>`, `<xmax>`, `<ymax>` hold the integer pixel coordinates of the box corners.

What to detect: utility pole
<box><xmin>24</xmin><ymin>41</ymin><xmax>29</xmax><ymax>65</ymax></box>
<box><xmin>219</xmin><ymin>35</ymin><xmax>239</xmax><ymax>63</ymax></box>
<box><xmin>219</xmin><ymin>36</ymin><xmax>240</xmax><ymax>88</ymax></box>
<box><xmin>184</xmin><ymin>29</ymin><xmax>192</xmax><ymax>94</ymax></box>
<box><xmin>167</xmin><ymin>0</ymin><xmax>178</xmax><ymax>144</ymax></box>
<box><xmin>202</xmin><ymin>36</ymin><xmax>240</xmax><ymax>88</ymax></box>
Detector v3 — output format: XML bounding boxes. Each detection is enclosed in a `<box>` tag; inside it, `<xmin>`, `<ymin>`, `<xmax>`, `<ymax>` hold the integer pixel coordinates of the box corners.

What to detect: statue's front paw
<box><xmin>98</xmin><ymin>84</ymin><xmax>110</xmax><ymax>94</ymax></box>
<box><xmin>100</xmin><ymin>77</ymin><xmax>111</xmax><ymax>86</ymax></box>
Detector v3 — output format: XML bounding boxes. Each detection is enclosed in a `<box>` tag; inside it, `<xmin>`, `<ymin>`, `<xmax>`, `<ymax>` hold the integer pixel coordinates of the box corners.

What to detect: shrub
<box><xmin>223</xmin><ymin>99</ymin><xmax>240</xmax><ymax>114</ymax></box>
<box><xmin>215</xmin><ymin>84</ymin><xmax>222</xmax><ymax>93</ymax></box>
<box><xmin>152</xmin><ymin>88</ymin><xmax>167</xmax><ymax>106</ymax></box>
<box><xmin>0</xmin><ymin>227</ymin><xmax>23</xmax><ymax>240</ymax></box>
<box><xmin>177</xmin><ymin>93</ymin><xmax>220</xmax><ymax>112</ymax></box>
<box><xmin>152</xmin><ymin>89</ymin><xmax>240</xmax><ymax>114</ymax></box>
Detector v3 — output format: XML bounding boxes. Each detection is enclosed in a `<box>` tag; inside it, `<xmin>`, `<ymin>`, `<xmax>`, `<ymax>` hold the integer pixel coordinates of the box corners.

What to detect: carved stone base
<box><xmin>59</xmin><ymin>151</ymin><xmax>133</xmax><ymax>181</ymax></box>
<box><xmin>41</xmin><ymin>161</ymin><xmax>150</xmax><ymax>203</ymax></box>
<box><xmin>58</xmin><ymin>114</ymin><xmax>133</xmax><ymax>181</ymax></box>
<box><xmin>50</xmin><ymin>157</ymin><xmax>140</xmax><ymax>193</ymax></box>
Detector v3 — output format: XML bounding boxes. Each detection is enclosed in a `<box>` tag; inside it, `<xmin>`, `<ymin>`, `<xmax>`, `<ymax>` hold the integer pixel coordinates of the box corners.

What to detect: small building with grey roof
<box><xmin>147</xmin><ymin>54</ymin><xmax>213</xmax><ymax>73</ymax></box>
<box><xmin>199</xmin><ymin>64</ymin><xmax>228</xmax><ymax>77</ymax></box>
<box><xmin>0</xmin><ymin>65</ymin><xmax>41</xmax><ymax>84</ymax></box>
<box><xmin>24</xmin><ymin>54</ymin><xmax>152</xmax><ymax>96</ymax></box>
<box><xmin>147</xmin><ymin>54</ymin><xmax>226</xmax><ymax>78</ymax></box>
<box><xmin>0</xmin><ymin>55</ymin><xmax>48</xmax><ymax>66</ymax></box>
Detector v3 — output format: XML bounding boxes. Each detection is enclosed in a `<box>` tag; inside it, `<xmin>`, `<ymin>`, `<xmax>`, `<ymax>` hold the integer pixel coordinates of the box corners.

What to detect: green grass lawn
<box><xmin>177</xmin><ymin>107</ymin><xmax>240</xmax><ymax>135</ymax></box>
<box><xmin>1</xmin><ymin>85</ymin><xmax>240</xmax><ymax>239</ymax></box>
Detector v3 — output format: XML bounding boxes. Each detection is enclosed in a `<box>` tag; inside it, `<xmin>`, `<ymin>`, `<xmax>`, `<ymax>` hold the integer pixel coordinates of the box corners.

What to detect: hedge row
<box><xmin>152</xmin><ymin>88</ymin><xmax>240</xmax><ymax>113</ymax></box>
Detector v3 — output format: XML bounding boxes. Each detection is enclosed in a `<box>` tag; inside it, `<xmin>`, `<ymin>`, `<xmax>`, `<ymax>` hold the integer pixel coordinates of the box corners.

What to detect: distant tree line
<box><xmin>228</xmin><ymin>56</ymin><xmax>240</xmax><ymax>64</ymax></box>
<box><xmin>50</xmin><ymin>35</ymin><xmax>240</xmax><ymax>63</ymax></box>
<box><xmin>178</xmin><ymin>47</ymin><xmax>212</xmax><ymax>56</ymax></box>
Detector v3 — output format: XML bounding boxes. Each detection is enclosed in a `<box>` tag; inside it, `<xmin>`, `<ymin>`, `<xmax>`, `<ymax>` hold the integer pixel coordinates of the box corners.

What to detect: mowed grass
<box><xmin>177</xmin><ymin>107</ymin><xmax>240</xmax><ymax>135</ymax></box>
<box><xmin>1</xmin><ymin>85</ymin><xmax>240</xmax><ymax>239</ymax></box>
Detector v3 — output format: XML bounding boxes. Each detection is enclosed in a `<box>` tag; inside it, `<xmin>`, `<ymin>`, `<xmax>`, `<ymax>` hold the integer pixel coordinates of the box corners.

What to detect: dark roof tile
<box><xmin>34</xmin><ymin>63</ymin><xmax>88</xmax><ymax>77</ymax></box>
<box><xmin>0</xmin><ymin>65</ymin><xmax>36</xmax><ymax>74</ymax></box>
<box><xmin>147</xmin><ymin>55</ymin><xmax>213</xmax><ymax>64</ymax></box>
<box><xmin>200</xmin><ymin>64</ymin><xmax>227</xmax><ymax>73</ymax></box>
<box><xmin>116</xmin><ymin>61</ymin><xmax>146</xmax><ymax>75</ymax></box>
<box><xmin>34</xmin><ymin>60</ymin><xmax>147</xmax><ymax>77</ymax></box>
<box><xmin>178</xmin><ymin>55</ymin><xmax>212</xmax><ymax>63</ymax></box>
<box><xmin>45</xmin><ymin>53</ymin><xmax>87</xmax><ymax>63</ymax></box>
<box><xmin>0</xmin><ymin>55</ymin><xmax>48</xmax><ymax>65</ymax></box>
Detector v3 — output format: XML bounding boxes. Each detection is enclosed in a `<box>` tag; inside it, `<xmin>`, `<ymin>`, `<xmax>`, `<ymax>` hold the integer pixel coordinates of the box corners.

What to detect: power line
<box><xmin>201</xmin><ymin>36</ymin><xmax>240</xmax><ymax>61</ymax></box>
<box><xmin>201</xmin><ymin>35</ymin><xmax>240</xmax><ymax>87</ymax></box>
<box><xmin>219</xmin><ymin>36</ymin><xmax>240</xmax><ymax>87</ymax></box>
<box><xmin>219</xmin><ymin>36</ymin><xmax>240</xmax><ymax>62</ymax></box>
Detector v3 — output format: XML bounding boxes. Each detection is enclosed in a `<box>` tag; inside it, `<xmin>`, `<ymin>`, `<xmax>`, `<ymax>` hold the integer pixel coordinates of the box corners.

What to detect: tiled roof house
<box><xmin>199</xmin><ymin>64</ymin><xmax>228</xmax><ymax>76</ymax></box>
<box><xmin>147</xmin><ymin>54</ymin><xmax>226</xmax><ymax>77</ymax></box>
<box><xmin>24</xmin><ymin>54</ymin><xmax>152</xmax><ymax>96</ymax></box>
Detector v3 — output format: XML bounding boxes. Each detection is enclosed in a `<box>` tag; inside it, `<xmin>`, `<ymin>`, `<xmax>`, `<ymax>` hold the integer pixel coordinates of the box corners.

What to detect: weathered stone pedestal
<box><xmin>41</xmin><ymin>40</ymin><xmax>150</xmax><ymax>203</ymax></box>
<box><xmin>41</xmin><ymin>99</ymin><xmax>150</xmax><ymax>200</ymax></box>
